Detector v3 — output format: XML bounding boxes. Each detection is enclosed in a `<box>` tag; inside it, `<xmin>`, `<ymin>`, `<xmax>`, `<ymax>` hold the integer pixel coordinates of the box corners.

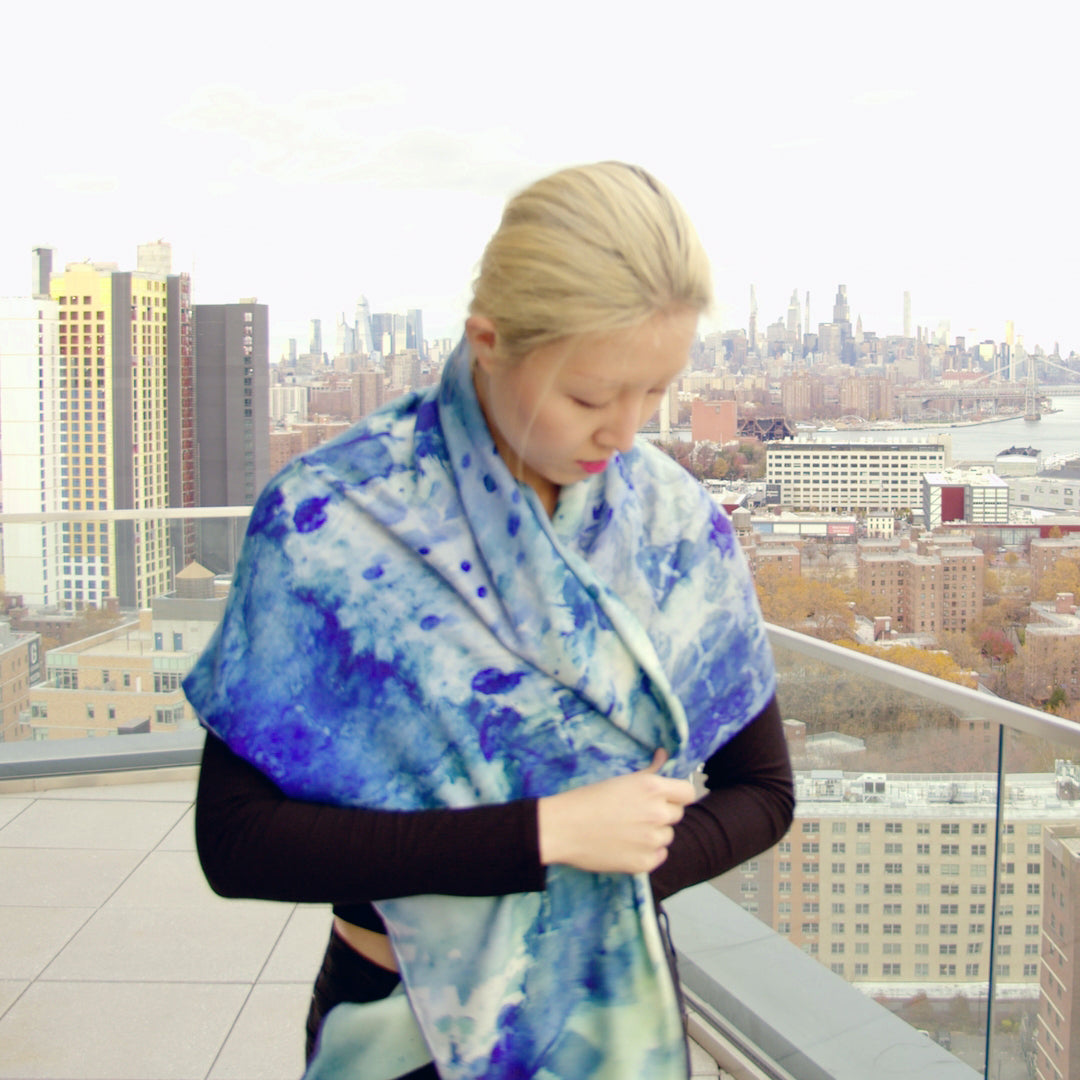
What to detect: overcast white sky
<box><xmin>3</xmin><ymin>0</ymin><xmax>1076</xmax><ymax>361</ymax></box>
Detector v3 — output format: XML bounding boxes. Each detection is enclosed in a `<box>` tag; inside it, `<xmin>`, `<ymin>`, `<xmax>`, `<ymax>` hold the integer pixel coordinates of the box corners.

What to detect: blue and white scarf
<box><xmin>184</xmin><ymin>340</ymin><xmax>776</xmax><ymax>1079</ymax></box>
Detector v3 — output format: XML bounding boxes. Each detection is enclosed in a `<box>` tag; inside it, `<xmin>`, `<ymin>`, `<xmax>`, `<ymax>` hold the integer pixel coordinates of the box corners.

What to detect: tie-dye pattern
<box><xmin>184</xmin><ymin>340</ymin><xmax>775</xmax><ymax>1080</ymax></box>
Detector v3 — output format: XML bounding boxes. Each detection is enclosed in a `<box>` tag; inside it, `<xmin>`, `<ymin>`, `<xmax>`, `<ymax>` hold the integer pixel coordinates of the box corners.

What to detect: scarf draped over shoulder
<box><xmin>184</xmin><ymin>340</ymin><xmax>776</xmax><ymax>1080</ymax></box>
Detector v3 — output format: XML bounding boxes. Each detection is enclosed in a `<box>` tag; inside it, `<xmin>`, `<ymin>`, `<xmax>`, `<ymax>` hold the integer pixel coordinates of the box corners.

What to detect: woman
<box><xmin>186</xmin><ymin>162</ymin><xmax>794</xmax><ymax>1080</ymax></box>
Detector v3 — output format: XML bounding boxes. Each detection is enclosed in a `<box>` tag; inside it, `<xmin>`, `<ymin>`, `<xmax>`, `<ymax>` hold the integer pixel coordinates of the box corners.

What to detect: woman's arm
<box><xmin>195</xmin><ymin>732</ymin><xmax>545</xmax><ymax>902</ymax></box>
<box><xmin>650</xmin><ymin>694</ymin><xmax>795</xmax><ymax>902</ymax></box>
<box><xmin>195</xmin><ymin>694</ymin><xmax>792</xmax><ymax>905</ymax></box>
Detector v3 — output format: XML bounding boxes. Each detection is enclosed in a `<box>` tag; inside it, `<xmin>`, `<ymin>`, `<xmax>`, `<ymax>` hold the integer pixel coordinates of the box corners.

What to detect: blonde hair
<box><xmin>470</xmin><ymin>162</ymin><xmax>712</xmax><ymax>361</ymax></box>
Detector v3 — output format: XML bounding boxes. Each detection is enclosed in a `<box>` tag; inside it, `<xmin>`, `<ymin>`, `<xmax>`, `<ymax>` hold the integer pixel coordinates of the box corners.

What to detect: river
<box><xmin>810</xmin><ymin>391</ymin><xmax>1080</xmax><ymax>466</ymax></box>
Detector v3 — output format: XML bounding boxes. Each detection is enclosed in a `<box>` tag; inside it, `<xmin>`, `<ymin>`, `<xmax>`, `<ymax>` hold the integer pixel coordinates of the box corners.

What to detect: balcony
<box><xmin>2</xmin><ymin>519</ymin><xmax>1080</xmax><ymax>1079</ymax></box>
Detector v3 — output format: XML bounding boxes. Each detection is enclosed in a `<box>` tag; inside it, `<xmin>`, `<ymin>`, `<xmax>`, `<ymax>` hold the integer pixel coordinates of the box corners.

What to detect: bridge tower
<box><xmin>1024</xmin><ymin>357</ymin><xmax>1041</xmax><ymax>421</ymax></box>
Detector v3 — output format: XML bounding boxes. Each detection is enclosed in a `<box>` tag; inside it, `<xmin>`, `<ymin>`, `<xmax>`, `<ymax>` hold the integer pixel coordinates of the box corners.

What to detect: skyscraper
<box><xmin>0</xmin><ymin>294</ymin><xmax>63</xmax><ymax>607</ymax></box>
<box><xmin>786</xmin><ymin>290</ymin><xmax>802</xmax><ymax>358</ymax></box>
<box><xmin>165</xmin><ymin>269</ymin><xmax>195</xmax><ymax>573</ymax></box>
<box><xmin>370</xmin><ymin>313</ymin><xmax>395</xmax><ymax>356</ymax></box>
<box><xmin>406</xmin><ymin>308</ymin><xmax>424</xmax><ymax>357</ymax></box>
<box><xmin>31</xmin><ymin>247</ymin><xmax>53</xmax><ymax>300</ymax></box>
<box><xmin>748</xmin><ymin>285</ymin><xmax>758</xmax><ymax>355</ymax></box>
<box><xmin>903</xmin><ymin>291</ymin><xmax>912</xmax><ymax>339</ymax></box>
<box><xmin>47</xmin><ymin>257</ymin><xmax>174</xmax><ymax>610</ymax></box>
<box><xmin>355</xmin><ymin>297</ymin><xmax>373</xmax><ymax>355</ymax></box>
<box><xmin>309</xmin><ymin>318</ymin><xmax>323</xmax><ymax>361</ymax></box>
<box><xmin>193</xmin><ymin>299</ymin><xmax>270</xmax><ymax>573</ymax></box>
<box><xmin>833</xmin><ymin>284</ymin><xmax>850</xmax><ymax>324</ymax></box>
<box><xmin>833</xmin><ymin>285</ymin><xmax>854</xmax><ymax>364</ymax></box>
<box><xmin>335</xmin><ymin>313</ymin><xmax>356</xmax><ymax>358</ymax></box>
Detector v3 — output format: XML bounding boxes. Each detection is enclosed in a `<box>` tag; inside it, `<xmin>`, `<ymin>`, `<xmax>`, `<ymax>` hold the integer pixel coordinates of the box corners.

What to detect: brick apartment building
<box><xmin>1038</xmin><ymin>821</ymin><xmax>1080</xmax><ymax>1080</ymax></box>
<box><xmin>857</xmin><ymin>535</ymin><xmax>984</xmax><ymax>637</ymax></box>
<box><xmin>716</xmin><ymin>766</ymin><xmax>1076</xmax><ymax>1003</ymax></box>
<box><xmin>1031</xmin><ymin>536</ymin><xmax>1080</xmax><ymax>597</ymax></box>
<box><xmin>1023</xmin><ymin>593</ymin><xmax>1080</xmax><ymax>704</ymax></box>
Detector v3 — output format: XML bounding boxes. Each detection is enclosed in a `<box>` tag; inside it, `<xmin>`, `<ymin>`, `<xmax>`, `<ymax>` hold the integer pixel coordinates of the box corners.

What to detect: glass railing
<box><xmin>3</xmin><ymin>511</ymin><xmax>1080</xmax><ymax>1079</ymax></box>
<box><xmin>0</xmin><ymin>509</ymin><xmax>248</xmax><ymax>748</ymax></box>
<box><xmin>690</xmin><ymin>625</ymin><xmax>1080</xmax><ymax>1080</ymax></box>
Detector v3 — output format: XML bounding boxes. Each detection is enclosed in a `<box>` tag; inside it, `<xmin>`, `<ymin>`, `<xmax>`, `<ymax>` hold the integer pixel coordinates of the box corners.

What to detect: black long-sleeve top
<box><xmin>195</xmin><ymin>693</ymin><xmax>794</xmax><ymax>930</ymax></box>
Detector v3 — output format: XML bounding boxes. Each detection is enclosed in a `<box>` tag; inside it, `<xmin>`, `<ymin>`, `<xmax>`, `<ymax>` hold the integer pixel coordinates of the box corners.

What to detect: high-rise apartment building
<box><xmin>1038</xmin><ymin>822</ymin><xmax>1080</xmax><ymax>1080</ymax></box>
<box><xmin>0</xmin><ymin>294</ymin><xmax>63</xmax><ymax>607</ymax></box>
<box><xmin>165</xmin><ymin>269</ymin><xmax>195</xmax><ymax>573</ymax></box>
<box><xmin>269</xmin><ymin>384</ymin><xmax>309</xmax><ymax>425</ymax></box>
<box><xmin>1029</xmin><ymin>536</ymin><xmax>1080</xmax><ymax>596</ymax></box>
<box><xmin>47</xmin><ymin>259</ymin><xmax>174</xmax><ymax>610</ymax></box>
<box><xmin>193</xmin><ymin>299</ymin><xmax>270</xmax><ymax>573</ymax></box>
<box><xmin>1022</xmin><ymin>593</ymin><xmax>1080</xmax><ymax>705</ymax></box>
<box><xmin>351</xmin><ymin>368</ymin><xmax>385</xmax><ymax>420</ymax></box>
<box><xmin>718</xmin><ymin>766</ymin><xmax>1073</xmax><ymax>1000</ymax></box>
<box><xmin>780</xmin><ymin>373</ymin><xmax>825</xmax><ymax>421</ymax></box>
<box><xmin>839</xmin><ymin>375</ymin><xmax>895</xmax><ymax>421</ymax></box>
<box><xmin>857</xmin><ymin>535</ymin><xmax>984</xmax><ymax>636</ymax></box>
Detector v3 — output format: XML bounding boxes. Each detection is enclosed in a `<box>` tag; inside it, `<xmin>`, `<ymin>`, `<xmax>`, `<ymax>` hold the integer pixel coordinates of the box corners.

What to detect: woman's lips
<box><xmin>578</xmin><ymin>460</ymin><xmax>609</xmax><ymax>474</ymax></box>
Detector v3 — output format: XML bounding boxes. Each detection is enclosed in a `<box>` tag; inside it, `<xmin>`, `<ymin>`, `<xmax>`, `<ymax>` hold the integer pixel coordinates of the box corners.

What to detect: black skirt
<box><xmin>306</xmin><ymin>928</ymin><xmax>440</xmax><ymax>1079</ymax></box>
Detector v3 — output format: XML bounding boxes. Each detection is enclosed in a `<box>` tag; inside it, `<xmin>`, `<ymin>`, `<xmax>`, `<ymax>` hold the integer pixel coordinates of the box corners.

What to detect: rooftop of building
<box><xmin>770</xmin><ymin>439</ymin><xmax>948</xmax><ymax>450</ymax></box>
<box><xmin>47</xmin><ymin>624</ymin><xmax>192</xmax><ymax>662</ymax></box>
<box><xmin>794</xmin><ymin>766</ymin><xmax>1077</xmax><ymax>818</ymax></box>
<box><xmin>0</xmin><ymin>767</ymin><xmax>727</xmax><ymax>1079</ymax></box>
<box><xmin>924</xmin><ymin>469</ymin><xmax>1009</xmax><ymax>487</ymax></box>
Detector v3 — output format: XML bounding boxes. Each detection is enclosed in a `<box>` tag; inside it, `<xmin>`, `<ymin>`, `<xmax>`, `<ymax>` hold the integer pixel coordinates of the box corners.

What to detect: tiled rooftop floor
<box><xmin>0</xmin><ymin>769</ymin><xmax>724</xmax><ymax>1079</ymax></box>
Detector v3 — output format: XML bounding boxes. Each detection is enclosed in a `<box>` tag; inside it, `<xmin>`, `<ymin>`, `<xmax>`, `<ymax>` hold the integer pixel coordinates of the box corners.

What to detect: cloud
<box><xmin>852</xmin><ymin>89</ymin><xmax>916</xmax><ymax>107</ymax></box>
<box><xmin>169</xmin><ymin>86</ymin><xmax>536</xmax><ymax>195</ymax></box>
<box><xmin>48</xmin><ymin>174</ymin><xmax>119</xmax><ymax>194</ymax></box>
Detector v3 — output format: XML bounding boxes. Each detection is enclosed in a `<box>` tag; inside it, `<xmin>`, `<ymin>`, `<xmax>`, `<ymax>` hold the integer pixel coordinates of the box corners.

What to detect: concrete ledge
<box><xmin>0</xmin><ymin>728</ymin><xmax>205</xmax><ymax>783</ymax></box>
<box><xmin>666</xmin><ymin>884</ymin><xmax>981</xmax><ymax>1080</ymax></box>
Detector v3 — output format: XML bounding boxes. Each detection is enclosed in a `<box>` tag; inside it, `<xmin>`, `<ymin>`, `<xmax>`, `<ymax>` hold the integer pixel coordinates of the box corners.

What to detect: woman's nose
<box><xmin>596</xmin><ymin>404</ymin><xmax>640</xmax><ymax>453</ymax></box>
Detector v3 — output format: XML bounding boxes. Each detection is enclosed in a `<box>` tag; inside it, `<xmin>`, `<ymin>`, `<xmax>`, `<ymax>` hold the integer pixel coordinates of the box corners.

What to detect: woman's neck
<box><xmin>471</xmin><ymin>365</ymin><xmax>559</xmax><ymax>517</ymax></box>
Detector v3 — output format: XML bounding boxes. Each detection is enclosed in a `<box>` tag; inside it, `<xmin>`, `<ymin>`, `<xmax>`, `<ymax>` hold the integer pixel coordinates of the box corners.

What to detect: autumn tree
<box><xmin>977</xmin><ymin>627</ymin><xmax>1016</xmax><ymax>664</ymax></box>
<box><xmin>844</xmin><ymin>643</ymin><xmax>977</xmax><ymax>688</ymax></box>
<box><xmin>754</xmin><ymin>568</ymin><xmax>855</xmax><ymax>642</ymax></box>
<box><xmin>1034</xmin><ymin>557</ymin><xmax>1080</xmax><ymax>602</ymax></box>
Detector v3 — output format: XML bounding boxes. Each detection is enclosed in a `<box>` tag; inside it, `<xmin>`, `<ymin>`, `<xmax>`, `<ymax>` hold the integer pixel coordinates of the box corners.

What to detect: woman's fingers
<box><xmin>537</xmin><ymin>753</ymin><xmax>698</xmax><ymax>874</ymax></box>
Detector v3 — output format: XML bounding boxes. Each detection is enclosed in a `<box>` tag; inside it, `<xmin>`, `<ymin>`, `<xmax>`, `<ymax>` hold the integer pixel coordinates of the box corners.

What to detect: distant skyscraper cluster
<box><xmin>0</xmin><ymin>243</ymin><xmax>270</xmax><ymax>611</ymax></box>
<box><xmin>320</xmin><ymin>299</ymin><xmax>424</xmax><ymax>366</ymax></box>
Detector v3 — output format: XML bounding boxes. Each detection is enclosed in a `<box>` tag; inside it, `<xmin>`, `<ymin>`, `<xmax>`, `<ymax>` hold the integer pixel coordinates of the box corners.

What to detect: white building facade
<box><xmin>0</xmin><ymin>297</ymin><xmax>63</xmax><ymax>606</ymax></box>
<box><xmin>766</xmin><ymin>442</ymin><xmax>948</xmax><ymax>512</ymax></box>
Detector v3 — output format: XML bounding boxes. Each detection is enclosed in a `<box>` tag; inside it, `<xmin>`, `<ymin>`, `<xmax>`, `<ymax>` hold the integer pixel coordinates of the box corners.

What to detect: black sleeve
<box><xmin>195</xmin><ymin>731</ymin><xmax>546</xmax><ymax>903</ymax></box>
<box><xmin>650</xmin><ymin>694</ymin><xmax>795</xmax><ymax>903</ymax></box>
<box><xmin>195</xmin><ymin>693</ymin><xmax>792</xmax><ymax>908</ymax></box>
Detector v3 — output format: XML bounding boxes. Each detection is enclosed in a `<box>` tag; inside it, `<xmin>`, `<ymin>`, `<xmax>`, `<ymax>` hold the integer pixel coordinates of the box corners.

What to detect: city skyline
<box><xmin>2</xmin><ymin>3</ymin><xmax>1076</xmax><ymax>363</ymax></box>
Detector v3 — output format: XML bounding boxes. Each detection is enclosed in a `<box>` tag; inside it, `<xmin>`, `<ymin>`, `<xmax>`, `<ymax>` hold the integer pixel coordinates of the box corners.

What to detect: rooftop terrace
<box><xmin>0</xmin><ymin>765</ymin><xmax>727</xmax><ymax>1079</ymax></box>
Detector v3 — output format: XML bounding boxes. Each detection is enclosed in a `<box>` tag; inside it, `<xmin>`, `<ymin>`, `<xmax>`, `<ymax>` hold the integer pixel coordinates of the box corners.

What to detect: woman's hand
<box><xmin>537</xmin><ymin>751</ymin><xmax>697</xmax><ymax>875</ymax></box>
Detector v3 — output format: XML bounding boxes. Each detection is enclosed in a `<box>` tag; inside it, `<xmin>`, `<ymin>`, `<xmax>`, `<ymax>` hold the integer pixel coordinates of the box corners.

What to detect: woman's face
<box><xmin>469</xmin><ymin>308</ymin><xmax>698</xmax><ymax>514</ymax></box>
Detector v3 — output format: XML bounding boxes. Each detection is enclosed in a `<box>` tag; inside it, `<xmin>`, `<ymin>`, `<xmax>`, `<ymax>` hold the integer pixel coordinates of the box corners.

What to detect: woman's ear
<box><xmin>465</xmin><ymin>316</ymin><xmax>499</xmax><ymax>373</ymax></box>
